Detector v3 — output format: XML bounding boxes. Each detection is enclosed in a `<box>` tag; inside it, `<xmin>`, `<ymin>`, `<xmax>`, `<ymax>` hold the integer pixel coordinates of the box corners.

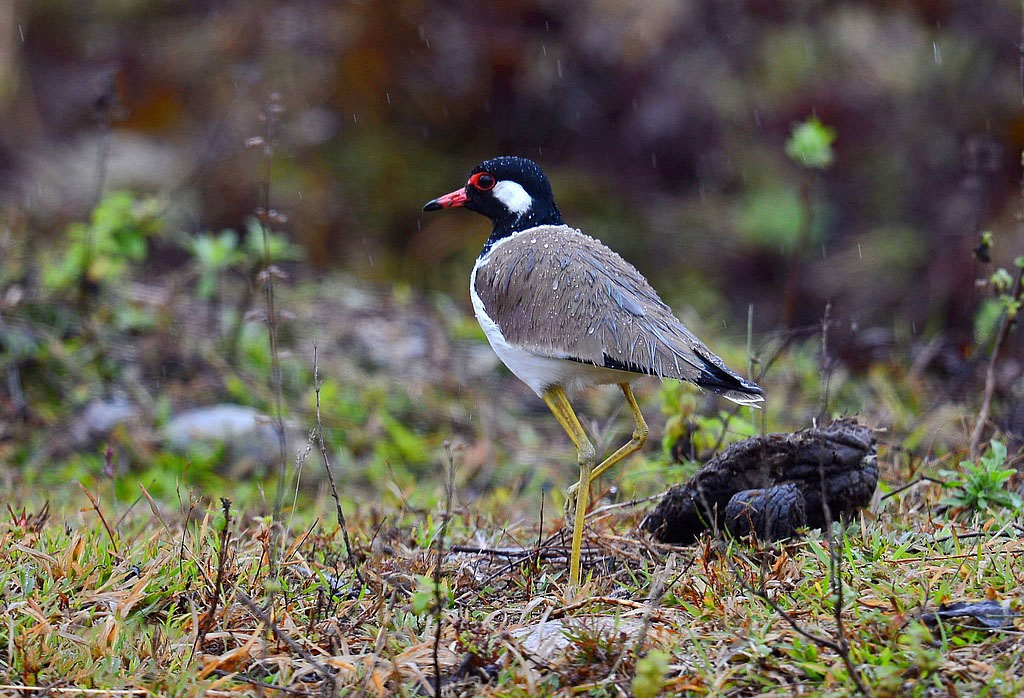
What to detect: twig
<box><xmin>90</xmin><ymin>70</ymin><xmax>115</xmax><ymax>210</ymax></box>
<box><xmin>707</xmin><ymin>323</ymin><xmax>810</xmax><ymax>456</ymax></box>
<box><xmin>931</xmin><ymin>529</ymin><xmax>1022</xmax><ymax>544</ymax></box>
<box><xmin>450</xmin><ymin>544</ymin><xmax>587</xmax><ymax>559</ymax></box>
<box><xmin>747</xmin><ymin>302</ymin><xmax>760</xmax><ymax>435</ymax></box>
<box><xmin>138</xmin><ymin>484</ymin><xmax>214</xmax><ymax>587</ymax></box>
<box><xmin>225</xmin><ymin>269</ymin><xmax>259</xmax><ymax>366</ymax></box>
<box><xmin>206</xmin><ymin>673</ymin><xmax>316</xmax><ymax>695</ymax></box>
<box><xmin>114</xmin><ymin>492</ymin><xmax>146</xmax><ymax>531</ymax></box>
<box><xmin>782</xmin><ymin>176</ymin><xmax>814</xmax><ymax>327</ymax></box>
<box><xmin>546</xmin><ymin>595</ymin><xmax>671</xmax><ymax>621</ymax></box>
<box><xmin>879</xmin><ymin>475</ymin><xmax>946</xmax><ymax>502</ymax></box>
<box><xmin>432</xmin><ymin>441</ymin><xmax>457</xmax><ymax>697</ymax></box>
<box><xmin>249</xmin><ymin>97</ymin><xmax>290</xmax><ymax>698</ymax></box>
<box><xmin>77</xmin><ymin>482</ymin><xmax>118</xmax><ymax>555</ymax></box>
<box><xmin>313</xmin><ymin>345</ymin><xmax>362</xmax><ymax>585</ymax></box>
<box><xmin>884</xmin><ymin>549</ymin><xmax>1024</xmax><ymax>564</ymax></box>
<box><xmin>613</xmin><ymin>553</ymin><xmax>678</xmax><ymax>681</ymax></box>
<box><xmin>816</xmin><ymin>443</ymin><xmax>869</xmax><ymax>696</ymax></box>
<box><xmin>585</xmin><ymin>491</ymin><xmax>668</xmax><ymax>520</ymax></box>
<box><xmin>530</xmin><ymin>490</ymin><xmax>546</xmax><ymax>586</ymax></box>
<box><xmin>728</xmin><ymin>553</ymin><xmax>845</xmax><ymax>651</ymax></box>
<box><xmin>195</xmin><ymin>498</ymin><xmax>232</xmax><ymax>652</ymax></box>
<box><xmin>0</xmin><ymin>688</ymin><xmax>146</xmax><ymax>696</ymax></box>
<box><xmin>235</xmin><ymin>590</ymin><xmax>336</xmax><ymax>697</ymax></box>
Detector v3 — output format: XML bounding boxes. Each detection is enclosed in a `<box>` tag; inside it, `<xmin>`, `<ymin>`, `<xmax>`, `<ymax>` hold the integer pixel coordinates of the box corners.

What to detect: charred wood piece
<box><xmin>642</xmin><ymin>418</ymin><xmax>877</xmax><ymax>543</ymax></box>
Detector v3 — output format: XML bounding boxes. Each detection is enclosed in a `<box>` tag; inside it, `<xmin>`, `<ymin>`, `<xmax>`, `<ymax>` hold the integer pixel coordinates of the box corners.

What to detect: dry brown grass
<box><xmin>2</xmin><ymin>460</ymin><xmax>1023</xmax><ymax>697</ymax></box>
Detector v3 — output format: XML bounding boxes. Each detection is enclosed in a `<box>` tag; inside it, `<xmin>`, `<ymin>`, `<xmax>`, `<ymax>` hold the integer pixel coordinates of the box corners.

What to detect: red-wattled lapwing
<box><xmin>424</xmin><ymin>156</ymin><xmax>764</xmax><ymax>587</ymax></box>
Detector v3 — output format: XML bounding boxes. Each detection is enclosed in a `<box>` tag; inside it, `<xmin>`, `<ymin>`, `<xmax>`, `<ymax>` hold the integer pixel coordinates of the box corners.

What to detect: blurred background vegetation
<box><xmin>0</xmin><ymin>0</ymin><xmax>1022</xmax><ymax>501</ymax></box>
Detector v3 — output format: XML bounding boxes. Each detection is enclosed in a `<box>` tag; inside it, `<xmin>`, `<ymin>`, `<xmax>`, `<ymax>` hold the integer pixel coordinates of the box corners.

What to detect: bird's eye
<box><xmin>470</xmin><ymin>172</ymin><xmax>496</xmax><ymax>191</ymax></box>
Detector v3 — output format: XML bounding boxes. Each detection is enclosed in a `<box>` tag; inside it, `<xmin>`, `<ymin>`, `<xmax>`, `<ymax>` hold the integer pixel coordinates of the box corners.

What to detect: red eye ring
<box><xmin>469</xmin><ymin>172</ymin><xmax>496</xmax><ymax>191</ymax></box>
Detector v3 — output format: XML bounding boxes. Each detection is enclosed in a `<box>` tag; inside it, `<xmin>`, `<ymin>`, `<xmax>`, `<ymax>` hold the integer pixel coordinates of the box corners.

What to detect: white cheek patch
<box><xmin>493</xmin><ymin>180</ymin><xmax>533</xmax><ymax>216</ymax></box>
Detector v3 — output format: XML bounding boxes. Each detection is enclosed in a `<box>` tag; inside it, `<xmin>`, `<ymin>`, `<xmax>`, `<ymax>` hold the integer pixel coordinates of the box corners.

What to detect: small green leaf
<box><xmin>973</xmin><ymin>298</ymin><xmax>1003</xmax><ymax>347</ymax></box>
<box><xmin>632</xmin><ymin>650</ymin><xmax>670</xmax><ymax>698</ymax></box>
<box><xmin>410</xmin><ymin>574</ymin><xmax>451</xmax><ymax>615</ymax></box>
<box><xmin>990</xmin><ymin>268</ymin><xmax>1013</xmax><ymax>294</ymax></box>
<box><xmin>983</xmin><ymin>440</ymin><xmax>1007</xmax><ymax>468</ymax></box>
<box><xmin>245</xmin><ymin>218</ymin><xmax>303</xmax><ymax>263</ymax></box>
<box><xmin>785</xmin><ymin>116</ymin><xmax>836</xmax><ymax>169</ymax></box>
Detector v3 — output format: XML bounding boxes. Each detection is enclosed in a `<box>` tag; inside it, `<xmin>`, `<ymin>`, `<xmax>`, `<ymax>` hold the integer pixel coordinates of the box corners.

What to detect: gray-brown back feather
<box><xmin>474</xmin><ymin>225</ymin><xmax>763</xmax><ymax>400</ymax></box>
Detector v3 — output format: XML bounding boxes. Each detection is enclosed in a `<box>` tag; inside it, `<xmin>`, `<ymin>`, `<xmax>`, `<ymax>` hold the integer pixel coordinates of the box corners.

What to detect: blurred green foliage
<box><xmin>737</xmin><ymin>185</ymin><xmax>809</xmax><ymax>251</ymax></box>
<box><xmin>785</xmin><ymin>117</ymin><xmax>836</xmax><ymax>170</ymax></box>
<box><xmin>189</xmin><ymin>230</ymin><xmax>245</xmax><ymax>301</ymax></box>
<box><xmin>4</xmin><ymin>0</ymin><xmax>1021</xmax><ymax>338</ymax></box>
<box><xmin>410</xmin><ymin>573</ymin><xmax>453</xmax><ymax>615</ymax></box>
<box><xmin>631</xmin><ymin>650</ymin><xmax>670</xmax><ymax>698</ymax></box>
<box><xmin>45</xmin><ymin>191</ymin><xmax>162</xmax><ymax>293</ymax></box>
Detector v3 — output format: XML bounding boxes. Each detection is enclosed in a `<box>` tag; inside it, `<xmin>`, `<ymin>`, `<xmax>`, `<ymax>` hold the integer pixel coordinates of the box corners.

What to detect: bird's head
<box><xmin>423</xmin><ymin>156</ymin><xmax>563</xmax><ymax>241</ymax></box>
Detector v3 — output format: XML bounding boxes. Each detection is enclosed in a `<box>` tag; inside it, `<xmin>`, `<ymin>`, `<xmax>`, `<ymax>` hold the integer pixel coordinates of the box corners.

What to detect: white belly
<box><xmin>470</xmin><ymin>256</ymin><xmax>633</xmax><ymax>397</ymax></box>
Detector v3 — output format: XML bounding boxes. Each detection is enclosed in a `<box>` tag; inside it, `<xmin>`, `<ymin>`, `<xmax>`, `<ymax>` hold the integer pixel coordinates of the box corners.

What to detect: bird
<box><xmin>424</xmin><ymin>156</ymin><xmax>764</xmax><ymax>587</ymax></box>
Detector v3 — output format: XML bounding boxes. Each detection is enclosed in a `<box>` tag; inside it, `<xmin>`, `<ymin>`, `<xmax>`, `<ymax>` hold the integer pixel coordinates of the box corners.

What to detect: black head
<box><xmin>423</xmin><ymin>156</ymin><xmax>564</xmax><ymax>250</ymax></box>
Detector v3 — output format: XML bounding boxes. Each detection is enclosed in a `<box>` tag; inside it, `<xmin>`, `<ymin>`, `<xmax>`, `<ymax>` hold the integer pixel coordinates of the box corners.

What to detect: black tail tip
<box><xmin>692</xmin><ymin>348</ymin><xmax>764</xmax><ymax>399</ymax></box>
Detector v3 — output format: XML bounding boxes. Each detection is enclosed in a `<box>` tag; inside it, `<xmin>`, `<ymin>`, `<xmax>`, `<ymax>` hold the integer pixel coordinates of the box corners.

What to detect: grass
<box><xmin>2</xmin><ymin>427</ymin><xmax>1022</xmax><ymax>696</ymax></box>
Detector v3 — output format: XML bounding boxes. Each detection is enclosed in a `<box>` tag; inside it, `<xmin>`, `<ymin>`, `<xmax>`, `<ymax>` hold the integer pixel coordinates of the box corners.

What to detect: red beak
<box><xmin>423</xmin><ymin>187</ymin><xmax>468</xmax><ymax>211</ymax></box>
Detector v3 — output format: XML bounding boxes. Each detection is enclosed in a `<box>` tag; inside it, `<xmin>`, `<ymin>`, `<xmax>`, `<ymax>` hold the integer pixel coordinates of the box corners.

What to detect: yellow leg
<box><xmin>587</xmin><ymin>383</ymin><xmax>649</xmax><ymax>483</ymax></box>
<box><xmin>542</xmin><ymin>386</ymin><xmax>595</xmax><ymax>587</ymax></box>
<box><xmin>565</xmin><ymin>383</ymin><xmax>648</xmax><ymax>508</ymax></box>
<box><xmin>542</xmin><ymin>387</ymin><xmax>587</xmax><ymax>451</ymax></box>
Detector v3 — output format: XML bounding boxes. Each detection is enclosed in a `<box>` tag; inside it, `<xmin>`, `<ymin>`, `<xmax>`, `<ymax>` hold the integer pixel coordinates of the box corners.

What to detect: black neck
<box><xmin>481</xmin><ymin>205</ymin><xmax>564</xmax><ymax>256</ymax></box>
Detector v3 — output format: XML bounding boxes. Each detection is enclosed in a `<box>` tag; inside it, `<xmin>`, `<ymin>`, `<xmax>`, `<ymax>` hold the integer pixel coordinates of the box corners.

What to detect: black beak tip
<box><xmin>423</xmin><ymin>199</ymin><xmax>442</xmax><ymax>212</ymax></box>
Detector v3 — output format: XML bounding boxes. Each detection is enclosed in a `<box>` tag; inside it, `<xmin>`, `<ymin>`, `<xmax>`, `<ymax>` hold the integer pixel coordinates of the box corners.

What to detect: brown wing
<box><xmin>474</xmin><ymin>225</ymin><xmax>763</xmax><ymax>401</ymax></box>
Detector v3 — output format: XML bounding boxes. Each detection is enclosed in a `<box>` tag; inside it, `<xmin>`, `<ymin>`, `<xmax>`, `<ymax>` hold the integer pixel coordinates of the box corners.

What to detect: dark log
<box><xmin>642</xmin><ymin>418</ymin><xmax>877</xmax><ymax>543</ymax></box>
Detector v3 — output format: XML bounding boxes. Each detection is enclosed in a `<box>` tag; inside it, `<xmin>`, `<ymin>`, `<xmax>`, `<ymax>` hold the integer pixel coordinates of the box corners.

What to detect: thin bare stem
<box><xmin>969</xmin><ymin>255</ymin><xmax>1024</xmax><ymax>460</ymax></box>
<box><xmin>816</xmin><ymin>441</ymin><xmax>869</xmax><ymax>696</ymax></box>
<box><xmin>0</xmin><ymin>310</ymin><xmax>27</xmax><ymax>417</ymax></box>
<box><xmin>257</xmin><ymin>93</ymin><xmax>290</xmax><ymax>532</ymax></box>
<box><xmin>815</xmin><ymin>305</ymin><xmax>869</xmax><ymax>696</ymax></box>
<box><xmin>432</xmin><ymin>442</ymin><xmax>457</xmax><ymax>697</ymax></box>
<box><xmin>618</xmin><ymin>553</ymin><xmax>676</xmax><ymax>679</ymax></box>
<box><xmin>313</xmin><ymin>344</ymin><xmax>362</xmax><ymax>584</ymax></box>
<box><xmin>818</xmin><ymin>302</ymin><xmax>833</xmax><ymax>425</ymax></box>
<box><xmin>77</xmin><ymin>482</ymin><xmax>118</xmax><ymax>556</ymax></box>
<box><xmin>879</xmin><ymin>475</ymin><xmax>946</xmax><ymax>502</ymax></box>
<box><xmin>195</xmin><ymin>498</ymin><xmax>232</xmax><ymax>653</ymax></box>
<box><xmin>236</xmin><ymin>589</ymin><xmax>336</xmax><ymax>697</ymax></box>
